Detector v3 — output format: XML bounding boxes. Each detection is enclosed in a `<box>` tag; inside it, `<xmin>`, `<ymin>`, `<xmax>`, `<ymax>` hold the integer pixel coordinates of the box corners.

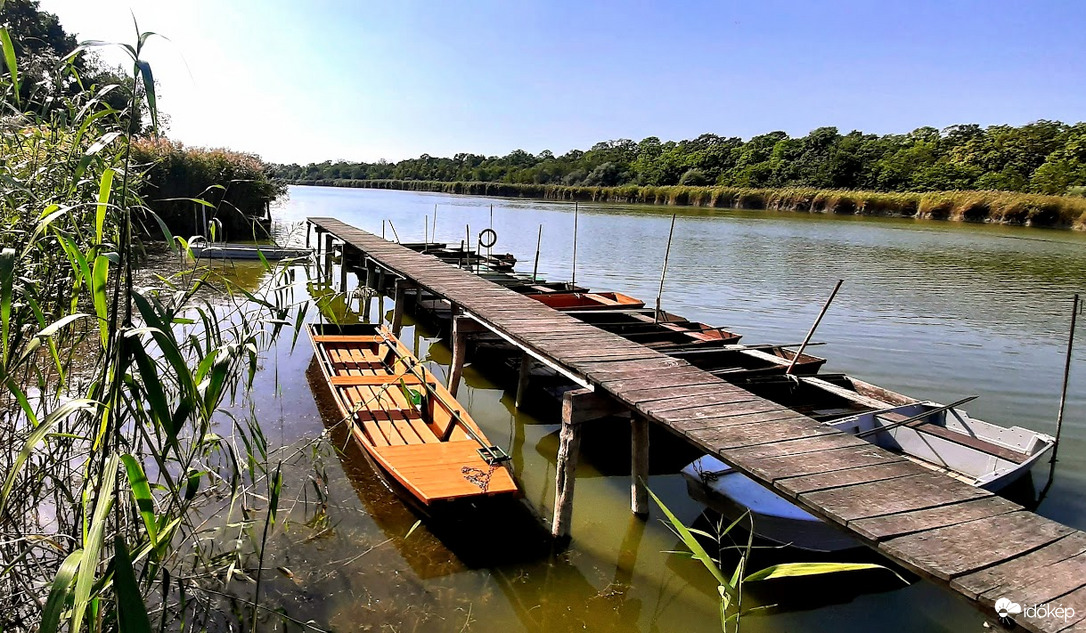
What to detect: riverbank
<box><xmin>289</xmin><ymin>179</ymin><xmax>1086</xmax><ymax>230</ymax></box>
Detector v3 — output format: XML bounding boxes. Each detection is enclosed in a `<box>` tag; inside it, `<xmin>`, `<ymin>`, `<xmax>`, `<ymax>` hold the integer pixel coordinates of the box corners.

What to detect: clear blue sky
<box><xmin>39</xmin><ymin>0</ymin><xmax>1086</xmax><ymax>164</ymax></box>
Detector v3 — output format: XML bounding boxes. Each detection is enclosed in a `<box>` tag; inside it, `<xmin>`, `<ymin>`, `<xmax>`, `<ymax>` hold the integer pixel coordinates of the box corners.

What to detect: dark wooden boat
<box><xmin>527</xmin><ymin>291</ymin><xmax>645</xmax><ymax>311</ymax></box>
<box><xmin>308</xmin><ymin>322</ymin><xmax>519</xmax><ymax>505</ymax></box>
<box><xmin>664</xmin><ymin>344</ymin><xmax>827</xmax><ymax>378</ymax></box>
<box><xmin>563</xmin><ymin>307</ymin><xmax>742</xmax><ymax>347</ymax></box>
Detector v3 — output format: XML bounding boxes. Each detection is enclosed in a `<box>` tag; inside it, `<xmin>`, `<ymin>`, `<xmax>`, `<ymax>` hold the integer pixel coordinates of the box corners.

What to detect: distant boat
<box><xmin>189</xmin><ymin>236</ymin><xmax>311</xmax><ymax>260</ymax></box>
<box><xmin>527</xmin><ymin>291</ymin><xmax>645</xmax><ymax>311</ymax></box>
<box><xmin>308</xmin><ymin>322</ymin><xmax>519</xmax><ymax>508</ymax></box>
<box><xmin>682</xmin><ymin>374</ymin><xmax>1055</xmax><ymax>552</ymax></box>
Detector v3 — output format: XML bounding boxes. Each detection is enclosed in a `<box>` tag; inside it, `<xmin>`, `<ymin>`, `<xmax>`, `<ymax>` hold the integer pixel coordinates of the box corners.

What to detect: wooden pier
<box><xmin>308</xmin><ymin>217</ymin><xmax>1086</xmax><ymax>633</ymax></box>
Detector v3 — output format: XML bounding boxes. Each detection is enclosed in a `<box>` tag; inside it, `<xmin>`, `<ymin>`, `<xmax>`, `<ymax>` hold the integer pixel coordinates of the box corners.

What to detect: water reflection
<box><xmin>203</xmin><ymin>184</ymin><xmax>1086</xmax><ymax>632</ymax></box>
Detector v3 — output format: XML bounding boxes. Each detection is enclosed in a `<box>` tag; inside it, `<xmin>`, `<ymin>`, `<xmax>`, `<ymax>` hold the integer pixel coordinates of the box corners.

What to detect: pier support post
<box><xmin>305</xmin><ymin>223</ymin><xmax>311</xmax><ymax>248</ymax></box>
<box><xmin>631</xmin><ymin>416</ymin><xmax>650</xmax><ymax>516</ymax></box>
<box><xmin>391</xmin><ymin>279</ymin><xmax>414</xmax><ymax>336</ymax></box>
<box><xmin>515</xmin><ymin>354</ymin><xmax>534</xmax><ymax>408</ymax></box>
<box><xmin>552</xmin><ymin>389</ymin><xmax>627</xmax><ymax>542</ymax></box>
<box><xmin>339</xmin><ymin>243</ymin><xmax>350</xmax><ymax>293</ymax></box>
<box><xmin>362</xmin><ymin>259</ymin><xmax>375</xmax><ymax>322</ymax></box>
<box><xmin>322</xmin><ymin>233</ymin><xmax>334</xmax><ymax>281</ymax></box>
<box><xmin>448</xmin><ymin>313</ymin><xmax>486</xmax><ymax>397</ymax></box>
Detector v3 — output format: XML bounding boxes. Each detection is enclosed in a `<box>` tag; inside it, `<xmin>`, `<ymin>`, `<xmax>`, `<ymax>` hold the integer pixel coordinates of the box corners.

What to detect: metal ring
<box><xmin>478</xmin><ymin>228</ymin><xmax>498</xmax><ymax>248</ymax></box>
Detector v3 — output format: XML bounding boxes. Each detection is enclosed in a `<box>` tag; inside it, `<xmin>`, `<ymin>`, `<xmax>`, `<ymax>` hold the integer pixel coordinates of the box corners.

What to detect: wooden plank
<box><xmin>656</xmin><ymin>400</ymin><xmax>789</xmax><ymax>424</ymax></box>
<box><xmin>799</xmin><ymin>472</ymin><xmax>991</xmax><ymax>524</ymax></box>
<box><xmin>951</xmin><ymin>532</ymin><xmax>1086</xmax><ymax>600</ymax></box>
<box><xmin>849</xmin><ymin>495</ymin><xmax>1022</xmax><ymax>542</ymax></box>
<box><xmin>881</xmin><ymin>511</ymin><xmax>1076</xmax><ymax>581</ymax></box>
<box><xmin>774</xmin><ymin>460</ymin><xmax>928</xmax><ymax>497</ymax></box>
<box><xmin>671</xmin><ymin>408</ymin><xmax>803</xmax><ymax>434</ymax></box>
<box><xmin>689</xmin><ymin>418</ymin><xmax>838</xmax><ymax>451</ymax></box>
<box><xmin>725</xmin><ymin>430</ymin><xmax>870</xmax><ymax>462</ymax></box>
<box><xmin>743</xmin><ymin>444</ymin><xmax>900</xmax><ymax>482</ymax></box>
<box><xmin>330</xmin><ymin>375</ymin><xmax>425</xmax><ymax>386</ymax></box>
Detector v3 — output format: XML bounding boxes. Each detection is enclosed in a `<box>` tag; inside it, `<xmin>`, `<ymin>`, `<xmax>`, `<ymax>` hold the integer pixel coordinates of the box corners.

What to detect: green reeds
<box><xmin>648</xmin><ymin>487</ymin><xmax>902</xmax><ymax>632</ymax></box>
<box><xmin>0</xmin><ymin>24</ymin><xmax>306</xmax><ymax>632</ymax></box>
<box><xmin>302</xmin><ymin>179</ymin><xmax>1086</xmax><ymax>229</ymax></box>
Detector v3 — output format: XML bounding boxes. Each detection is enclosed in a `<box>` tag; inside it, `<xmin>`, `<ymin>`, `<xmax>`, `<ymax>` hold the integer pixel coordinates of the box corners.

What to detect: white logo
<box><xmin>995</xmin><ymin>597</ymin><xmax>1022</xmax><ymax>619</ymax></box>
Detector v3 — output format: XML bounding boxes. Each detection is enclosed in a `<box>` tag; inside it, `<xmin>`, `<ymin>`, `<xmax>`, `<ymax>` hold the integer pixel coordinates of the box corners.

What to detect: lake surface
<box><xmin>236</xmin><ymin>185</ymin><xmax>1085</xmax><ymax>632</ymax></box>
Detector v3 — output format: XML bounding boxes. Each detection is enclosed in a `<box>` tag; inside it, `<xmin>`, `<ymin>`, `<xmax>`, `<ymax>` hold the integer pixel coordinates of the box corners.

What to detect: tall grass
<box><xmin>0</xmin><ymin>24</ymin><xmax>306</xmax><ymax>632</ymax></box>
<box><xmin>301</xmin><ymin>179</ymin><xmax>1086</xmax><ymax>229</ymax></box>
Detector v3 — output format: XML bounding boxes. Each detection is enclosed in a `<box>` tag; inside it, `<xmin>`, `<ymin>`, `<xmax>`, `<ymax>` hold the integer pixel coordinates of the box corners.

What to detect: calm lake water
<box><xmin>229</xmin><ymin>185</ymin><xmax>1085</xmax><ymax>632</ymax></box>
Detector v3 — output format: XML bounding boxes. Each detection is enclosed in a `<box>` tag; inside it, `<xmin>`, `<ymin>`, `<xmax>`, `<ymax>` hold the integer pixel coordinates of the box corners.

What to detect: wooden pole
<box><xmin>381</xmin><ymin>220</ymin><xmax>385</xmax><ymax>239</ymax></box>
<box><xmin>338</xmin><ymin>243</ymin><xmax>349</xmax><ymax>293</ymax></box>
<box><xmin>1051</xmin><ymin>293</ymin><xmax>1079</xmax><ymax>464</ymax></box>
<box><xmin>424</xmin><ymin>214</ymin><xmax>428</xmax><ymax>246</ymax></box>
<box><xmin>432</xmin><ymin>204</ymin><xmax>438</xmax><ymax>242</ymax></box>
<box><xmin>489</xmin><ymin>204</ymin><xmax>494</xmax><ymax>260</ymax></box>
<box><xmin>376</xmin><ymin>268</ymin><xmax>386</xmax><ymax>320</ymax></box>
<box><xmin>387</xmin><ymin>220</ymin><xmax>400</xmax><ymax>243</ymax></box>
<box><xmin>305</xmin><ymin>222</ymin><xmax>311</xmax><ymax>248</ymax></box>
<box><xmin>465</xmin><ymin>224</ymin><xmax>471</xmax><ymax>272</ymax></box>
<box><xmin>654</xmin><ymin>214</ymin><xmax>677</xmax><ymax>324</ymax></box>
<box><xmin>571</xmin><ymin>201</ymin><xmax>579</xmax><ymax>288</ymax></box>
<box><xmin>552</xmin><ymin>388</ymin><xmax>588</xmax><ymax>541</ymax></box>
<box><xmin>322</xmin><ymin>233</ymin><xmax>334</xmax><ymax>281</ymax></box>
<box><xmin>631</xmin><ymin>416</ymin><xmax>650</xmax><ymax>516</ymax></box>
<box><xmin>515</xmin><ymin>354</ymin><xmax>533</xmax><ymax>408</ymax></box>
<box><xmin>448</xmin><ymin>313</ymin><xmax>469</xmax><ymax>397</ymax></box>
<box><xmin>362</xmin><ymin>260</ymin><xmax>374</xmax><ymax>321</ymax></box>
<box><xmin>785</xmin><ymin>279</ymin><xmax>844</xmax><ymax>375</ymax></box>
<box><xmin>532</xmin><ymin>224</ymin><xmax>543</xmax><ymax>282</ymax></box>
<box><xmin>391</xmin><ymin>279</ymin><xmax>408</xmax><ymax>336</ymax></box>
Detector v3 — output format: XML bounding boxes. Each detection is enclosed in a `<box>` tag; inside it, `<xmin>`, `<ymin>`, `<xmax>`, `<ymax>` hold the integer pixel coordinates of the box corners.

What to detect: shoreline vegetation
<box><xmin>290</xmin><ymin>178</ymin><xmax>1086</xmax><ymax>229</ymax></box>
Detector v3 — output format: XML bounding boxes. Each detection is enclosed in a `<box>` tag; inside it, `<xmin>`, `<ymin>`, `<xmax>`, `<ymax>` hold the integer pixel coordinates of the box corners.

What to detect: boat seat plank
<box><xmin>875</xmin><ymin>412</ymin><xmax>1030</xmax><ymax>464</ymax></box>
<box><xmin>330</xmin><ymin>374</ymin><xmax>426</xmax><ymax>386</ymax></box>
<box><xmin>312</xmin><ymin>335</ymin><xmax>384</xmax><ymax>343</ymax></box>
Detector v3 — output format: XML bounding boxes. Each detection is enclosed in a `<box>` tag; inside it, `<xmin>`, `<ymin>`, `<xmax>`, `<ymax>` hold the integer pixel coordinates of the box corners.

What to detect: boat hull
<box><xmin>308</xmin><ymin>323</ymin><xmax>519</xmax><ymax>506</ymax></box>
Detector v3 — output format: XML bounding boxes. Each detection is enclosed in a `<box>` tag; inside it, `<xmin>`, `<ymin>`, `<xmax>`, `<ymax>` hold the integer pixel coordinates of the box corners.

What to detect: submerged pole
<box><xmin>571</xmin><ymin>201</ymin><xmax>579</xmax><ymax>288</ymax></box>
<box><xmin>654</xmin><ymin>214</ymin><xmax>678</xmax><ymax>324</ymax></box>
<box><xmin>532</xmin><ymin>224</ymin><xmax>543</xmax><ymax>282</ymax></box>
<box><xmin>1051</xmin><ymin>293</ymin><xmax>1080</xmax><ymax>465</ymax></box>
<box><xmin>786</xmin><ymin>279</ymin><xmax>844</xmax><ymax>375</ymax></box>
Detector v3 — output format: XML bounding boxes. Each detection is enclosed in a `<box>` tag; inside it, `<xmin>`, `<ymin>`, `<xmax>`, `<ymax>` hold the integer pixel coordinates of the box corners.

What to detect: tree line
<box><xmin>273</xmin><ymin>121</ymin><xmax>1086</xmax><ymax>196</ymax></box>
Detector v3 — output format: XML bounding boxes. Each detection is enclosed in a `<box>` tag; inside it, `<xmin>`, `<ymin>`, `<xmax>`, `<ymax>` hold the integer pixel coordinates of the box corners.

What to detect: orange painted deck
<box><xmin>308</xmin><ymin>217</ymin><xmax>1086</xmax><ymax>633</ymax></box>
<box><xmin>308</xmin><ymin>323</ymin><xmax>518</xmax><ymax>503</ymax></box>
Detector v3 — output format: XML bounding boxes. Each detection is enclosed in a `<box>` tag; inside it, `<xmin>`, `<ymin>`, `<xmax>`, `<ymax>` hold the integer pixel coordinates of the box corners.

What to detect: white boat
<box><xmin>189</xmin><ymin>236</ymin><xmax>311</xmax><ymax>260</ymax></box>
<box><xmin>681</xmin><ymin>376</ymin><xmax>1055</xmax><ymax>552</ymax></box>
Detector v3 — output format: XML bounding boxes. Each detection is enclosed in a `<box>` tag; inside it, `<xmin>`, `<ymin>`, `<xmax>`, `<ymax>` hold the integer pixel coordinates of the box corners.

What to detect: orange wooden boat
<box><xmin>308</xmin><ymin>323</ymin><xmax>518</xmax><ymax>505</ymax></box>
<box><xmin>527</xmin><ymin>291</ymin><xmax>645</xmax><ymax>311</ymax></box>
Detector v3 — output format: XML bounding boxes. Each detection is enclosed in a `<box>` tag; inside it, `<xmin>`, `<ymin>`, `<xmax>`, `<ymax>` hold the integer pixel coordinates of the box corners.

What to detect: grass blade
<box><xmin>121</xmin><ymin>454</ymin><xmax>158</xmax><ymax>547</ymax></box>
<box><xmin>39</xmin><ymin>549</ymin><xmax>83</xmax><ymax>633</ymax></box>
<box><xmin>1</xmin><ymin>248</ymin><xmax>14</xmax><ymax>367</ymax></box>
<box><xmin>71</xmin><ymin>455</ymin><xmax>118</xmax><ymax>633</ymax></box>
<box><xmin>92</xmin><ymin>255</ymin><xmax>110</xmax><ymax>347</ymax></box>
<box><xmin>744</xmin><ymin>562</ymin><xmax>905</xmax><ymax>583</ymax></box>
<box><xmin>97</xmin><ymin>168</ymin><xmax>115</xmax><ymax>245</ymax></box>
<box><xmin>113</xmin><ymin>535</ymin><xmax>153</xmax><ymax>633</ymax></box>
<box><xmin>0</xmin><ymin>28</ymin><xmax>19</xmax><ymax>106</ymax></box>
<box><xmin>647</xmin><ymin>487</ymin><xmax>728</xmax><ymax>590</ymax></box>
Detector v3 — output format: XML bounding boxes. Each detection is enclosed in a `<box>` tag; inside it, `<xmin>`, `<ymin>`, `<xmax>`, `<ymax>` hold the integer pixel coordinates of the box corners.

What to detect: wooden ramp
<box><xmin>308</xmin><ymin>217</ymin><xmax>1086</xmax><ymax>633</ymax></box>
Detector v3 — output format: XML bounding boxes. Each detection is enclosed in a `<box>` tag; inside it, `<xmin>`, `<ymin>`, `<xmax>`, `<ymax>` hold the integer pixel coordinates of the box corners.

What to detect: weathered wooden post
<box><xmin>376</xmin><ymin>267</ymin><xmax>386</xmax><ymax>320</ymax></box>
<box><xmin>305</xmin><ymin>222</ymin><xmax>311</xmax><ymax>248</ymax></box>
<box><xmin>391</xmin><ymin>279</ymin><xmax>414</xmax><ymax>336</ymax></box>
<box><xmin>552</xmin><ymin>389</ymin><xmax>626</xmax><ymax>541</ymax></box>
<box><xmin>362</xmin><ymin>259</ymin><xmax>375</xmax><ymax>322</ymax></box>
<box><xmin>339</xmin><ymin>243</ymin><xmax>350</xmax><ymax>293</ymax></box>
<box><xmin>515</xmin><ymin>354</ymin><xmax>534</xmax><ymax>408</ymax></box>
<box><xmin>322</xmin><ymin>233</ymin><xmax>334</xmax><ymax>281</ymax></box>
<box><xmin>631</xmin><ymin>416</ymin><xmax>650</xmax><ymax>516</ymax></box>
<box><xmin>448</xmin><ymin>313</ymin><xmax>486</xmax><ymax>397</ymax></box>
